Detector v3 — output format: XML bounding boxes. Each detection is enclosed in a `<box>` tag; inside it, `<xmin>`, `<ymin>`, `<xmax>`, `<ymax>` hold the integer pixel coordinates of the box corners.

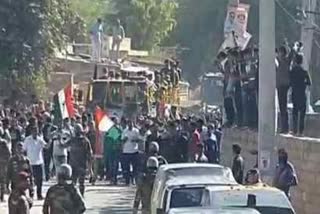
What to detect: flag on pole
<box><xmin>95</xmin><ymin>106</ymin><xmax>114</xmax><ymax>132</ymax></box>
<box><xmin>53</xmin><ymin>84</ymin><xmax>75</xmax><ymax>121</ymax></box>
<box><xmin>94</xmin><ymin>107</ymin><xmax>121</xmax><ymax>158</ymax></box>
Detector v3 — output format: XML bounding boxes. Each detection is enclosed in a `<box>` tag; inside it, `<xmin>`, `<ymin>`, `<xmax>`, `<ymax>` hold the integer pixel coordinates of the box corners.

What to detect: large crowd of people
<box><xmin>0</xmin><ymin>100</ymin><xmax>299</xmax><ymax>213</ymax></box>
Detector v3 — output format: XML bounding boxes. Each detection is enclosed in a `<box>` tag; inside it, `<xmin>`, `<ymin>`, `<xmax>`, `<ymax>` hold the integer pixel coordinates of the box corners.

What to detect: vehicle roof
<box><xmin>203</xmin><ymin>72</ymin><xmax>224</xmax><ymax>78</ymax></box>
<box><xmin>168</xmin><ymin>207</ymin><xmax>261</xmax><ymax>214</ymax></box>
<box><xmin>159</xmin><ymin>163</ymin><xmax>226</xmax><ymax>171</ymax></box>
<box><xmin>166</xmin><ymin>175</ymin><xmax>239</xmax><ymax>187</ymax></box>
<box><xmin>158</xmin><ymin>163</ymin><xmax>237</xmax><ymax>186</ymax></box>
<box><xmin>121</xmin><ymin>65</ymin><xmax>150</xmax><ymax>73</ymax></box>
<box><xmin>207</xmin><ymin>185</ymin><xmax>294</xmax><ymax>209</ymax></box>
<box><xmin>206</xmin><ymin>184</ymin><xmax>283</xmax><ymax>193</ymax></box>
<box><xmin>92</xmin><ymin>79</ymin><xmax>147</xmax><ymax>83</ymax></box>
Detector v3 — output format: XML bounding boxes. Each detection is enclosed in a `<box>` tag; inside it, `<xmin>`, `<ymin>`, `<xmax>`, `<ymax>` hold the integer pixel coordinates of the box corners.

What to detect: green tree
<box><xmin>70</xmin><ymin>0</ymin><xmax>112</xmax><ymax>27</ymax></box>
<box><xmin>114</xmin><ymin>0</ymin><xmax>178</xmax><ymax>50</ymax></box>
<box><xmin>0</xmin><ymin>0</ymin><xmax>85</xmax><ymax>100</ymax></box>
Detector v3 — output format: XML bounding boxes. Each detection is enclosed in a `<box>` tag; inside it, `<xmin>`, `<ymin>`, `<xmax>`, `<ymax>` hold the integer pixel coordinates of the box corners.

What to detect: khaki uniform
<box><xmin>133</xmin><ymin>172</ymin><xmax>156</xmax><ymax>214</ymax></box>
<box><xmin>8</xmin><ymin>190</ymin><xmax>32</xmax><ymax>214</ymax></box>
<box><xmin>68</xmin><ymin>136</ymin><xmax>93</xmax><ymax>196</ymax></box>
<box><xmin>43</xmin><ymin>183</ymin><xmax>86</xmax><ymax>214</ymax></box>
<box><xmin>7</xmin><ymin>155</ymin><xmax>34</xmax><ymax>196</ymax></box>
<box><xmin>0</xmin><ymin>140</ymin><xmax>10</xmax><ymax>201</ymax></box>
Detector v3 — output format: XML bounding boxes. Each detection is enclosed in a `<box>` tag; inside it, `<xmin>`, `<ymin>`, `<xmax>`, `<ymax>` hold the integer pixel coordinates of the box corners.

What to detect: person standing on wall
<box><xmin>276</xmin><ymin>46</ymin><xmax>293</xmax><ymax>133</ymax></box>
<box><xmin>289</xmin><ymin>54</ymin><xmax>311</xmax><ymax>136</ymax></box>
<box><xmin>90</xmin><ymin>18</ymin><xmax>104</xmax><ymax>62</ymax></box>
<box><xmin>112</xmin><ymin>19</ymin><xmax>125</xmax><ymax>61</ymax></box>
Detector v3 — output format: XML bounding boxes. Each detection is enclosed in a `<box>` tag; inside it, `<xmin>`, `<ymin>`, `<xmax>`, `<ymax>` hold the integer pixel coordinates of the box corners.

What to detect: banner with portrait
<box><xmin>224</xmin><ymin>3</ymin><xmax>250</xmax><ymax>38</ymax></box>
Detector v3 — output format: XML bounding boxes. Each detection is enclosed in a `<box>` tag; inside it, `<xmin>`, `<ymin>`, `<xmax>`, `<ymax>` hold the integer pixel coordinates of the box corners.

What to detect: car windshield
<box><xmin>170</xmin><ymin>187</ymin><xmax>206</xmax><ymax>208</ymax></box>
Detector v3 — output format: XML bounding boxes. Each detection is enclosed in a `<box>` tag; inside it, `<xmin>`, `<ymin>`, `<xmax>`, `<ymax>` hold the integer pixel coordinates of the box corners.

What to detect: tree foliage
<box><xmin>114</xmin><ymin>0</ymin><xmax>178</xmax><ymax>50</ymax></box>
<box><xmin>0</xmin><ymin>0</ymin><xmax>86</xmax><ymax>99</ymax></box>
<box><xmin>70</xmin><ymin>0</ymin><xmax>112</xmax><ymax>27</ymax></box>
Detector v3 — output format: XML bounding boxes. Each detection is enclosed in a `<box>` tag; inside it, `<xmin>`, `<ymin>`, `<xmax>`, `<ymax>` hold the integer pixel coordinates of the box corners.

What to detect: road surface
<box><xmin>0</xmin><ymin>181</ymin><xmax>136</xmax><ymax>214</ymax></box>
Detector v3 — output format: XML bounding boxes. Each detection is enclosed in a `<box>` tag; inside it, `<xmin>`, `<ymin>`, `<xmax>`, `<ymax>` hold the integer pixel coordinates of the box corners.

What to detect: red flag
<box><xmin>94</xmin><ymin>107</ymin><xmax>115</xmax><ymax>158</ymax></box>
<box><xmin>64</xmin><ymin>84</ymin><xmax>75</xmax><ymax>118</ymax></box>
<box><xmin>95</xmin><ymin>107</ymin><xmax>114</xmax><ymax>132</ymax></box>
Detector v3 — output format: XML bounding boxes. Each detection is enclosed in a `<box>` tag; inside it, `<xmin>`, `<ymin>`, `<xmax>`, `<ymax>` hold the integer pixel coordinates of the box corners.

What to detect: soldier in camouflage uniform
<box><xmin>66</xmin><ymin>124</ymin><xmax>93</xmax><ymax>196</ymax></box>
<box><xmin>133</xmin><ymin>157</ymin><xmax>159</xmax><ymax>214</ymax></box>
<box><xmin>8</xmin><ymin>171</ymin><xmax>32</xmax><ymax>214</ymax></box>
<box><xmin>7</xmin><ymin>142</ymin><xmax>34</xmax><ymax>198</ymax></box>
<box><xmin>0</xmin><ymin>139</ymin><xmax>11</xmax><ymax>202</ymax></box>
<box><xmin>43</xmin><ymin>164</ymin><xmax>86</xmax><ymax>214</ymax></box>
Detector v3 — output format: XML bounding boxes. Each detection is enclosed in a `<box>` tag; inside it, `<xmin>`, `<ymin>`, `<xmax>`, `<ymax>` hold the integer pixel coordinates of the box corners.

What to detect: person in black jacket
<box><xmin>290</xmin><ymin>54</ymin><xmax>311</xmax><ymax>136</ymax></box>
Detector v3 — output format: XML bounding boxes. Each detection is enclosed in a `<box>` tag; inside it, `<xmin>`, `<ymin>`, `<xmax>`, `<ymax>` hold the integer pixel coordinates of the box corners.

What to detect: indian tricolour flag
<box><xmin>53</xmin><ymin>84</ymin><xmax>75</xmax><ymax>121</ymax></box>
<box><xmin>94</xmin><ymin>107</ymin><xmax>121</xmax><ymax>158</ymax></box>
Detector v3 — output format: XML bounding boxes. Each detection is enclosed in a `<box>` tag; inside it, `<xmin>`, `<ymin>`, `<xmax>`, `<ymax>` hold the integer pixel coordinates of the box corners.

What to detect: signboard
<box><xmin>224</xmin><ymin>3</ymin><xmax>250</xmax><ymax>38</ymax></box>
<box><xmin>222</xmin><ymin>2</ymin><xmax>251</xmax><ymax>50</ymax></box>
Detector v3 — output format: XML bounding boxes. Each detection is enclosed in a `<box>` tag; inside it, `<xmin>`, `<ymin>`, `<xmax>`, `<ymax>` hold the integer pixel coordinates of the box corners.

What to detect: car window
<box><xmin>170</xmin><ymin>187</ymin><xmax>206</xmax><ymax>208</ymax></box>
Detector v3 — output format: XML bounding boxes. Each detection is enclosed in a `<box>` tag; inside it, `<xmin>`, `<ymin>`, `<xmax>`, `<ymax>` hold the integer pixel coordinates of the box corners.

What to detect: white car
<box><xmin>168</xmin><ymin>207</ymin><xmax>261</xmax><ymax>214</ymax></box>
<box><xmin>150</xmin><ymin>163</ymin><xmax>238</xmax><ymax>214</ymax></box>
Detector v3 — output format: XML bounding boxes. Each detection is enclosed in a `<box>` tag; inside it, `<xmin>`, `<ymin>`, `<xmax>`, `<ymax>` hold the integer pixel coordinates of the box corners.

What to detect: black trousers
<box><xmin>32</xmin><ymin>165</ymin><xmax>43</xmax><ymax>198</ymax></box>
<box><xmin>43</xmin><ymin>148</ymin><xmax>52</xmax><ymax>181</ymax></box>
<box><xmin>234</xmin><ymin>81</ymin><xmax>243</xmax><ymax>126</ymax></box>
<box><xmin>121</xmin><ymin>152</ymin><xmax>139</xmax><ymax>185</ymax></box>
<box><xmin>292</xmin><ymin>94</ymin><xmax>307</xmax><ymax>134</ymax></box>
<box><xmin>277</xmin><ymin>86</ymin><xmax>289</xmax><ymax>132</ymax></box>
<box><xmin>72</xmin><ymin>166</ymin><xmax>86</xmax><ymax>196</ymax></box>
<box><xmin>224</xmin><ymin>97</ymin><xmax>235</xmax><ymax>126</ymax></box>
<box><xmin>247</xmin><ymin>91</ymin><xmax>258</xmax><ymax>129</ymax></box>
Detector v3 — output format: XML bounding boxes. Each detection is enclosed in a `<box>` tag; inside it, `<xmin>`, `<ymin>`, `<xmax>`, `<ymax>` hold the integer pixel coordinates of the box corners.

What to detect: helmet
<box><xmin>146</xmin><ymin>157</ymin><xmax>159</xmax><ymax>169</ymax></box>
<box><xmin>149</xmin><ymin>141</ymin><xmax>159</xmax><ymax>153</ymax></box>
<box><xmin>58</xmin><ymin>164</ymin><xmax>72</xmax><ymax>179</ymax></box>
<box><xmin>74</xmin><ymin>123</ymin><xmax>84</xmax><ymax>135</ymax></box>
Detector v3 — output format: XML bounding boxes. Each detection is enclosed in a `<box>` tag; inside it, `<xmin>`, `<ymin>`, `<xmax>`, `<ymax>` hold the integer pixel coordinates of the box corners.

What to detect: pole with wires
<box><xmin>301</xmin><ymin>0</ymin><xmax>317</xmax><ymax>113</ymax></box>
<box><xmin>258</xmin><ymin>0</ymin><xmax>277</xmax><ymax>182</ymax></box>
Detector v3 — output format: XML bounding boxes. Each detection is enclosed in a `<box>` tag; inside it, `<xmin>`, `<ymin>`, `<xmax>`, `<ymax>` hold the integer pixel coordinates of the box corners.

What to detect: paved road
<box><xmin>0</xmin><ymin>181</ymin><xmax>136</xmax><ymax>214</ymax></box>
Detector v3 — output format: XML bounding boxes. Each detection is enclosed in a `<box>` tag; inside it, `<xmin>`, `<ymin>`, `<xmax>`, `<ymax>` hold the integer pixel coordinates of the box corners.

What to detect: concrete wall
<box><xmin>221</xmin><ymin>128</ymin><xmax>320</xmax><ymax>214</ymax></box>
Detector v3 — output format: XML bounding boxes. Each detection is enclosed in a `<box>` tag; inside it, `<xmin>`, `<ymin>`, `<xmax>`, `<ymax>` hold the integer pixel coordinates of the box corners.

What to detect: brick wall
<box><xmin>221</xmin><ymin>128</ymin><xmax>320</xmax><ymax>214</ymax></box>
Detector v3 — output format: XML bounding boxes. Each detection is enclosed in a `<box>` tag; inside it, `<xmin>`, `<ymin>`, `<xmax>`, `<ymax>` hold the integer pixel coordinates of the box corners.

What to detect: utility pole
<box><xmin>258</xmin><ymin>0</ymin><xmax>277</xmax><ymax>181</ymax></box>
<box><xmin>301</xmin><ymin>0</ymin><xmax>317</xmax><ymax>113</ymax></box>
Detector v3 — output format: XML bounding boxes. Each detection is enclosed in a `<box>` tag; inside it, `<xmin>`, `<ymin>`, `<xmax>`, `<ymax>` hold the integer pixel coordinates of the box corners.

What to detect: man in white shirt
<box><xmin>23</xmin><ymin>126</ymin><xmax>47</xmax><ymax>200</ymax></box>
<box><xmin>112</xmin><ymin>19</ymin><xmax>125</xmax><ymax>61</ymax></box>
<box><xmin>90</xmin><ymin>18</ymin><xmax>104</xmax><ymax>62</ymax></box>
<box><xmin>121</xmin><ymin>120</ymin><xmax>140</xmax><ymax>185</ymax></box>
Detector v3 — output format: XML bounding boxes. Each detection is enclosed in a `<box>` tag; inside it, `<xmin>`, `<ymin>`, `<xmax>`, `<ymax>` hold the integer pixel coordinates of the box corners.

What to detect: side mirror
<box><xmin>157</xmin><ymin>208</ymin><xmax>165</xmax><ymax>214</ymax></box>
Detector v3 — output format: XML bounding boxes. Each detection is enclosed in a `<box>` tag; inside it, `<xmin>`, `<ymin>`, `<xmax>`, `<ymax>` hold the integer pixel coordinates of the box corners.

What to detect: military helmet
<box><xmin>146</xmin><ymin>157</ymin><xmax>159</xmax><ymax>169</ymax></box>
<box><xmin>74</xmin><ymin>123</ymin><xmax>84</xmax><ymax>135</ymax></box>
<box><xmin>58</xmin><ymin>164</ymin><xmax>72</xmax><ymax>179</ymax></box>
<box><xmin>149</xmin><ymin>141</ymin><xmax>159</xmax><ymax>153</ymax></box>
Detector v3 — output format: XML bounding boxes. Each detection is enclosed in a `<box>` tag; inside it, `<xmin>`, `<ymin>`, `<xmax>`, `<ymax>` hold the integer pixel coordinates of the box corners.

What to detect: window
<box><xmin>170</xmin><ymin>187</ymin><xmax>206</xmax><ymax>208</ymax></box>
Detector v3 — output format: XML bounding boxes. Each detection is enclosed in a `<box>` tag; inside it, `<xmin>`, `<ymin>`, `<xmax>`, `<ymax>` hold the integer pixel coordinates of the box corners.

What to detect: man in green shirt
<box><xmin>103</xmin><ymin>117</ymin><xmax>122</xmax><ymax>185</ymax></box>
